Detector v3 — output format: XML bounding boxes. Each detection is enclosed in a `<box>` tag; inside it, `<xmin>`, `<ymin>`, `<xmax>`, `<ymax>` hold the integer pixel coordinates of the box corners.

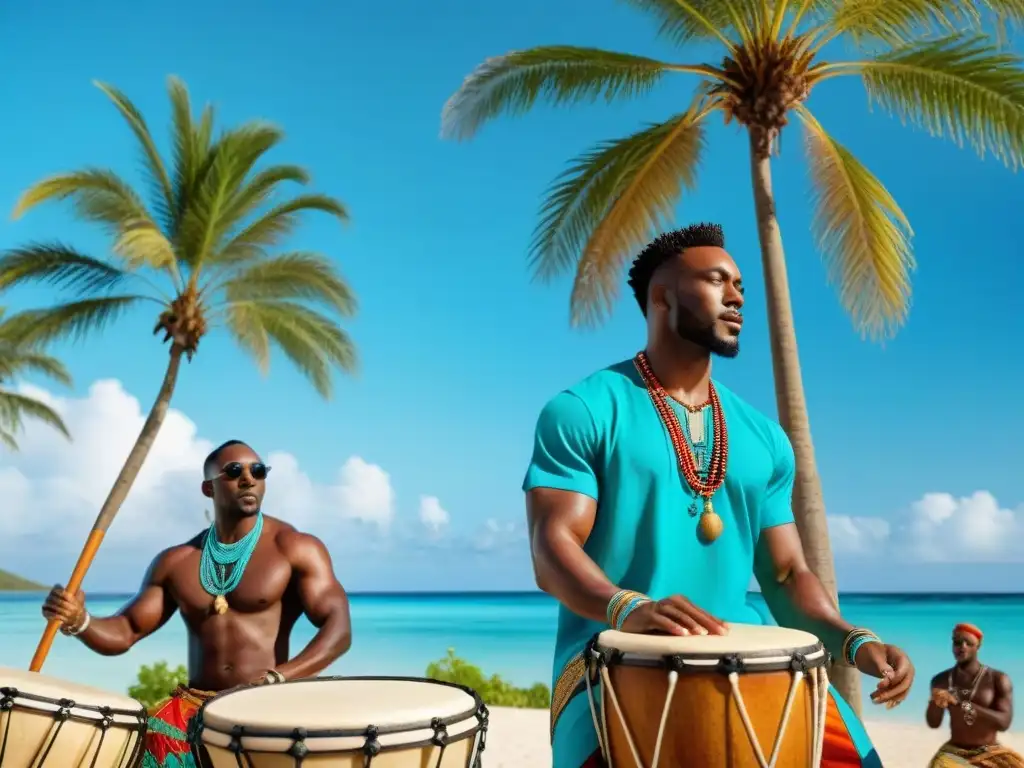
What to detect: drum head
<box><xmin>597</xmin><ymin>623</ymin><xmax>823</xmax><ymax>658</ymax></box>
<box><xmin>197</xmin><ymin>676</ymin><xmax>486</xmax><ymax>754</ymax></box>
<box><xmin>0</xmin><ymin>666</ymin><xmax>144</xmax><ymax>721</ymax></box>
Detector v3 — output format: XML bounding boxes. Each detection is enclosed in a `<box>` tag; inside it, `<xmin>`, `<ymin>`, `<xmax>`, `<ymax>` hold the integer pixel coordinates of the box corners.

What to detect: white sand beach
<box><xmin>482</xmin><ymin>706</ymin><xmax>1024</xmax><ymax>767</ymax></box>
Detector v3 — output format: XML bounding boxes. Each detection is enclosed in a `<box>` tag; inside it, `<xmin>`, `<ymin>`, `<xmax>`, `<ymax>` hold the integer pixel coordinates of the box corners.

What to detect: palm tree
<box><xmin>0</xmin><ymin>309</ymin><xmax>73</xmax><ymax>449</ymax></box>
<box><xmin>2</xmin><ymin>76</ymin><xmax>357</xmax><ymax>670</ymax></box>
<box><xmin>441</xmin><ymin>1</ymin><xmax>1024</xmax><ymax>711</ymax></box>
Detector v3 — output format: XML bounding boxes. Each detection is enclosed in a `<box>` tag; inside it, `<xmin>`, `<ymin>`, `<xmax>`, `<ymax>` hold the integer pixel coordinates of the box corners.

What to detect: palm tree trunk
<box><xmin>30</xmin><ymin>344</ymin><xmax>185</xmax><ymax>671</ymax></box>
<box><xmin>746</xmin><ymin>129</ymin><xmax>862</xmax><ymax>715</ymax></box>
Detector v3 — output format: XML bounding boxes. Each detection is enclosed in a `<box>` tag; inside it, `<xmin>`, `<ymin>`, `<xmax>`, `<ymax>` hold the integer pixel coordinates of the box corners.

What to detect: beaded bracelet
<box><xmin>606</xmin><ymin>589</ymin><xmax>652</xmax><ymax>630</ymax></box>
<box><xmin>842</xmin><ymin>628</ymin><xmax>882</xmax><ymax>666</ymax></box>
<box><xmin>61</xmin><ymin>611</ymin><xmax>91</xmax><ymax>637</ymax></box>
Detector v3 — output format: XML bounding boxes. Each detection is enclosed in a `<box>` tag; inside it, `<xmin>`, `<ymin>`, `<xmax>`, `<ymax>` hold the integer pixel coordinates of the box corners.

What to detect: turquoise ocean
<box><xmin>1</xmin><ymin>591</ymin><xmax>1021</xmax><ymax>723</ymax></box>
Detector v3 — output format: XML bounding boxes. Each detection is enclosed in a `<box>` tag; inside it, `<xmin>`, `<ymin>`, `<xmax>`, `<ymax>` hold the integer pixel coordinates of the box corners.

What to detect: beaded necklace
<box><xmin>199</xmin><ymin>512</ymin><xmax>264</xmax><ymax>615</ymax></box>
<box><xmin>634</xmin><ymin>351</ymin><xmax>729</xmax><ymax>542</ymax></box>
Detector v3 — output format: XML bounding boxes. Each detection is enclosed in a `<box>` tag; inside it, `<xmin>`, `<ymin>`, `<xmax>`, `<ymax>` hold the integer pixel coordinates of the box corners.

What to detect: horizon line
<box><xmin>3</xmin><ymin>589</ymin><xmax>1023</xmax><ymax>598</ymax></box>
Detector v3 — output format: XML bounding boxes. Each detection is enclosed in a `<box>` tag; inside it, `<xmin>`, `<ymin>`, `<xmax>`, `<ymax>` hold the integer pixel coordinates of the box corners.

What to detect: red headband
<box><xmin>954</xmin><ymin>623</ymin><xmax>983</xmax><ymax>643</ymax></box>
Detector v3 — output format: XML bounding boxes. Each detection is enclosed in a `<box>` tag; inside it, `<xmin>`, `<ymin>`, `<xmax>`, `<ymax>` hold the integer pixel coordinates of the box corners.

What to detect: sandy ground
<box><xmin>481</xmin><ymin>706</ymin><xmax>1024</xmax><ymax>767</ymax></box>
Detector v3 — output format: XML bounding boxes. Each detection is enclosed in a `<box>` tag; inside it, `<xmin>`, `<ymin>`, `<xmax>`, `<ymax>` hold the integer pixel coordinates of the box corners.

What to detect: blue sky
<box><xmin>1</xmin><ymin>0</ymin><xmax>1021</xmax><ymax>593</ymax></box>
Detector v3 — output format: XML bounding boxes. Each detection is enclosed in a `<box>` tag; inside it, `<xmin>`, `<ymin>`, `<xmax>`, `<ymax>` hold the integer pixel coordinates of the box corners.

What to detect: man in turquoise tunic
<box><xmin>522</xmin><ymin>223</ymin><xmax>915</xmax><ymax>767</ymax></box>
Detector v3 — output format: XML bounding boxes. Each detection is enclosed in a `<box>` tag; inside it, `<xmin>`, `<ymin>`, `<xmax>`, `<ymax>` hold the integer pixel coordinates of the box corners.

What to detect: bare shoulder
<box><xmin>148</xmin><ymin>533</ymin><xmax>204</xmax><ymax>579</ymax></box>
<box><xmin>991</xmin><ymin>669</ymin><xmax>1013</xmax><ymax>689</ymax></box>
<box><xmin>270</xmin><ymin>519</ymin><xmax>332</xmax><ymax>565</ymax></box>
<box><xmin>930</xmin><ymin>669</ymin><xmax>952</xmax><ymax>687</ymax></box>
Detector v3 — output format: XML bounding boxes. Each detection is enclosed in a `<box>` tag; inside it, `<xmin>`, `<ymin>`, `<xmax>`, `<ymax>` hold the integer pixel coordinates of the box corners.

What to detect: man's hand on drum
<box><xmin>620</xmin><ymin>596</ymin><xmax>729</xmax><ymax>636</ymax></box>
<box><xmin>856</xmin><ymin>642</ymin><xmax>914</xmax><ymax>709</ymax></box>
<box><xmin>42</xmin><ymin>584</ymin><xmax>86</xmax><ymax>633</ymax></box>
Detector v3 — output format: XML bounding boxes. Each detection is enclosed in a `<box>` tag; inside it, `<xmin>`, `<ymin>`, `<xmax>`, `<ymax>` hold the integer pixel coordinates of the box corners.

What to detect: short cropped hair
<box><xmin>203</xmin><ymin>439</ymin><xmax>251</xmax><ymax>479</ymax></box>
<box><xmin>626</xmin><ymin>223</ymin><xmax>725</xmax><ymax>315</ymax></box>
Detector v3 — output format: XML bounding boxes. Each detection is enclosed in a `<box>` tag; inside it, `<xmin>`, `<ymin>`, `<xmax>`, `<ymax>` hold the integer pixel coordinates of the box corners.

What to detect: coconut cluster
<box><xmin>153</xmin><ymin>284</ymin><xmax>208</xmax><ymax>360</ymax></box>
<box><xmin>712</xmin><ymin>36</ymin><xmax>814</xmax><ymax>155</ymax></box>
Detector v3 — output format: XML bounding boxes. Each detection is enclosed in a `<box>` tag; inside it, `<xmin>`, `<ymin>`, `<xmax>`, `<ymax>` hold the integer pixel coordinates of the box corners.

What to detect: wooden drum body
<box><xmin>0</xmin><ymin>667</ymin><xmax>146</xmax><ymax>768</ymax></box>
<box><xmin>189</xmin><ymin>676</ymin><xmax>489</xmax><ymax>767</ymax></box>
<box><xmin>587</xmin><ymin>624</ymin><xmax>830</xmax><ymax>768</ymax></box>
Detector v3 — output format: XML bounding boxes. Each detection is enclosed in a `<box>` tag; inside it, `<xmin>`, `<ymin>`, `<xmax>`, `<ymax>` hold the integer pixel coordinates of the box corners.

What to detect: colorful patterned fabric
<box><xmin>573</xmin><ymin>685</ymin><xmax>880</xmax><ymax>767</ymax></box>
<box><xmin>141</xmin><ymin>684</ymin><xmax>217</xmax><ymax>768</ymax></box>
<box><xmin>929</xmin><ymin>742</ymin><xmax>1024</xmax><ymax>768</ymax></box>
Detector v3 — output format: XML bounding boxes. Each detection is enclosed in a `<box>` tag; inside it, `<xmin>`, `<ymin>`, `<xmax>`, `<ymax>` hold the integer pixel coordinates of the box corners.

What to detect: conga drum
<box><xmin>189</xmin><ymin>675</ymin><xmax>488</xmax><ymax>767</ymax></box>
<box><xmin>587</xmin><ymin>624</ymin><xmax>830</xmax><ymax>768</ymax></box>
<box><xmin>0</xmin><ymin>667</ymin><xmax>147</xmax><ymax>767</ymax></box>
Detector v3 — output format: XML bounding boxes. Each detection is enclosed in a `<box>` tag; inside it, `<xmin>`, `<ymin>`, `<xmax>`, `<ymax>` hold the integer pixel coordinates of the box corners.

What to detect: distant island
<box><xmin>0</xmin><ymin>568</ymin><xmax>44</xmax><ymax>591</ymax></box>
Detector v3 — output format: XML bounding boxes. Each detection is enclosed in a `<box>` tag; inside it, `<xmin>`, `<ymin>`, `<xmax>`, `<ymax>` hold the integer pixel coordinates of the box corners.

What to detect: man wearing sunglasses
<box><xmin>42</xmin><ymin>439</ymin><xmax>353</xmax><ymax>768</ymax></box>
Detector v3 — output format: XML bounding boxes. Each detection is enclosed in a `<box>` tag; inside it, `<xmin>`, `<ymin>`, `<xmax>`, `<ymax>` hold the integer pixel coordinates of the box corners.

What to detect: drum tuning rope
<box><xmin>601</xmin><ymin>666</ymin><xmax>643</xmax><ymax>768</ymax></box>
<box><xmin>580</xmin><ymin>630</ymin><xmax>831</xmax><ymax>768</ymax></box>
<box><xmin>650</xmin><ymin>669</ymin><xmax>679</xmax><ymax>768</ymax></box>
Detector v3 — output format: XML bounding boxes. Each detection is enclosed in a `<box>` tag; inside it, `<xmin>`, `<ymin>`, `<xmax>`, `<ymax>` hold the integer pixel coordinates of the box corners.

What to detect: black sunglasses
<box><xmin>216</xmin><ymin>462</ymin><xmax>270</xmax><ymax>481</ymax></box>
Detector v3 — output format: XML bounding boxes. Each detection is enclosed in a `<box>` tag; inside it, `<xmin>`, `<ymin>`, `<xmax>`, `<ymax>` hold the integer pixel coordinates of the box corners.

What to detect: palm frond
<box><xmin>214</xmin><ymin>194</ymin><xmax>349</xmax><ymax>266</ymax></box>
<box><xmin>824</xmin><ymin>0</ymin><xmax>975</xmax><ymax>46</ymax></box>
<box><xmin>0</xmin><ymin>244</ymin><xmax>132</xmax><ymax>295</ymax></box>
<box><xmin>216</xmin><ymin>252</ymin><xmax>356</xmax><ymax>317</ymax></box>
<box><xmin>0</xmin><ymin>344</ymin><xmax>73</xmax><ymax>387</ymax></box>
<box><xmin>0</xmin><ymin>427</ymin><xmax>18</xmax><ymax>451</ymax></box>
<box><xmin>218</xmin><ymin>165</ymin><xmax>311</xmax><ymax>227</ymax></box>
<box><xmin>13</xmin><ymin>168</ymin><xmax>151</xmax><ymax>228</ymax></box>
<box><xmin>93</xmin><ymin>80</ymin><xmax>174</xmax><ymax>225</ymax></box>
<box><xmin>979</xmin><ymin>0</ymin><xmax>1024</xmax><ymax>37</ymax></box>
<box><xmin>167</xmin><ymin>75</ymin><xmax>211</xmax><ymax>236</ymax></box>
<box><xmin>530</xmin><ymin>105</ymin><xmax>709</xmax><ymax>327</ymax></box>
<box><xmin>112</xmin><ymin>220</ymin><xmax>178</xmax><ymax>274</ymax></box>
<box><xmin>224</xmin><ymin>300</ymin><xmax>357</xmax><ymax>398</ymax></box>
<box><xmin>179</xmin><ymin>121</ymin><xmax>289</xmax><ymax>268</ymax></box>
<box><xmin>619</xmin><ymin>0</ymin><xmax>742</xmax><ymax>46</ymax></box>
<box><xmin>0</xmin><ymin>390</ymin><xmax>71</xmax><ymax>445</ymax></box>
<box><xmin>848</xmin><ymin>34</ymin><xmax>1024</xmax><ymax>170</ymax></box>
<box><xmin>797</xmin><ymin>107</ymin><xmax>914</xmax><ymax>341</ymax></box>
<box><xmin>0</xmin><ymin>297</ymin><xmax>144</xmax><ymax>347</ymax></box>
<box><xmin>441</xmin><ymin>47</ymin><xmax>684</xmax><ymax>140</ymax></box>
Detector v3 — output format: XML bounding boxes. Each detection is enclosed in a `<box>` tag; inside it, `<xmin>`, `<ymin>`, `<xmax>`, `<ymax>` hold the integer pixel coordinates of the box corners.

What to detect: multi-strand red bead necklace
<box><xmin>633</xmin><ymin>351</ymin><xmax>729</xmax><ymax>542</ymax></box>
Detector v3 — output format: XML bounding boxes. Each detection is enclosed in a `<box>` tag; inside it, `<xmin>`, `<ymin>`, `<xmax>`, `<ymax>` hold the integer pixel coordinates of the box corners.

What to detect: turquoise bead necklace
<box><xmin>199</xmin><ymin>512</ymin><xmax>264</xmax><ymax>614</ymax></box>
<box><xmin>676</xmin><ymin>402</ymin><xmax>713</xmax><ymax>517</ymax></box>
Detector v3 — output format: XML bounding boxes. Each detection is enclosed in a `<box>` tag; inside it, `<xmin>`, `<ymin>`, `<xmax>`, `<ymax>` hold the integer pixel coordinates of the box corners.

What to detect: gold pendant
<box><xmin>699</xmin><ymin>498</ymin><xmax>724</xmax><ymax>542</ymax></box>
<box><xmin>213</xmin><ymin>594</ymin><xmax>229</xmax><ymax>615</ymax></box>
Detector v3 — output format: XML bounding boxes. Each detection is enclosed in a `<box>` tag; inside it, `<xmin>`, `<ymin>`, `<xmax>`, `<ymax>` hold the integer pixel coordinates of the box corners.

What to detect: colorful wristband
<box><xmin>606</xmin><ymin>589</ymin><xmax>651</xmax><ymax>630</ymax></box>
<box><xmin>843</xmin><ymin>628</ymin><xmax>881</xmax><ymax>666</ymax></box>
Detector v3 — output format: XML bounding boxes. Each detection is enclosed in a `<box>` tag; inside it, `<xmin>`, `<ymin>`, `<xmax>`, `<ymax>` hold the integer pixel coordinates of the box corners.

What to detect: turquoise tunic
<box><xmin>523</xmin><ymin>359</ymin><xmax>879</xmax><ymax>767</ymax></box>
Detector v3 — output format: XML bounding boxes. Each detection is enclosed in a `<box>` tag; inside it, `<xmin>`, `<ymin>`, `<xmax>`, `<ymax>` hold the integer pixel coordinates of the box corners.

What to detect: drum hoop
<box><xmin>0</xmin><ymin>685</ymin><xmax>147</xmax><ymax>726</ymax></box>
<box><xmin>193</xmin><ymin>675</ymin><xmax>488</xmax><ymax>741</ymax></box>
<box><xmin>589</xmin><ymin>636</ymin><xmax>829</xmax><ymax>675</ymax></box>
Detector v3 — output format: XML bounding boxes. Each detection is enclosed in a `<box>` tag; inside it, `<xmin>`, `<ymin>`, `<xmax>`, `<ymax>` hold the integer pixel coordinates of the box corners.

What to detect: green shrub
<box><xmin>129</xmin><ymin>661</ymin><xmax>188</xmax><ymax>709</ymax></box>
<box><xmin>129</xmin><ymin>651</ymin><xmax>551</xmax><ymax>711</ymax></box>
<box><xmin>425</xmin><ymin>648</ymin><xmax>550</xmax><ymax>709</ymax></box>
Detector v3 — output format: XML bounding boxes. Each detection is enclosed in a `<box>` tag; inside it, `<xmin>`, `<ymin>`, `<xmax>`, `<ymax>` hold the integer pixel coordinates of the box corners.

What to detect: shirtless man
<box><xmin>42</xmin><ymin>439</ymin><xmax>352</xmax><ymax>768</ymax></box>
<box><xmin>927</xmin><ymin>623</ymin><xmax>1021</xmax><ymax>767</ymax></box>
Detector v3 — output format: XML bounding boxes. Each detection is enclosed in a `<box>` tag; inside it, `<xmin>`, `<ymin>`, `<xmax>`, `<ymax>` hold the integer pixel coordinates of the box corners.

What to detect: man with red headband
<box><xmin>927</xmin><ymin>622</ymin><xmax>1021</xmax><ymax>767</ymax></box>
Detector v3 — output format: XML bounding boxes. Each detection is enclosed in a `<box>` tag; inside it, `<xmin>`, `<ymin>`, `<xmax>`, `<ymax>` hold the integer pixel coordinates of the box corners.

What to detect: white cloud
<box><xmin>333</xmin><ymin>456</ymin><xmax>396</xmax><ymax>531</ymax></box>
<box><xmin>474</xmin><ymin>518</ymin><xmax>527</xmax><ymax>552</ymax></box>
<box><xmin>828</xmin><ymin>515</ymin><xmax>891</xmax><ymax>555</ymax></box>
<box><xmin>901</xmin><ymin>491</ymin><xmax>1020</xmax><ymax>562</ymax></box>
<box><xmin>418</xmin><ymin>496</ymin><xmax>449</xmax><ymax>535</ymax></box>
<box><xmin>827</xmin><ymin>491</ymin><xmax>1022</xmax><ymax>563</ymax></box>
<box><xmin>0</xmin><ymin>379</ymin><xmax>440</xmax><ymax>581</ymax></box>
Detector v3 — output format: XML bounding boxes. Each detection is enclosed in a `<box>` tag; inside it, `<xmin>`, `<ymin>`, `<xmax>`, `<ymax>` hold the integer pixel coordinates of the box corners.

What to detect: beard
<box><xmin>674</xmin><ymin>305</ymin><xmax>740</xmax><ymax>358</ymax></box>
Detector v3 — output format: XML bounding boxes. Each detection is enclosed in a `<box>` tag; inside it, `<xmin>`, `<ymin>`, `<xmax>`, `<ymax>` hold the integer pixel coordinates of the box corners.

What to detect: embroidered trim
<box><xmin>550</xmin><ymin>649</ymin><xmax>590</xmax><ymax>741</ymax></box>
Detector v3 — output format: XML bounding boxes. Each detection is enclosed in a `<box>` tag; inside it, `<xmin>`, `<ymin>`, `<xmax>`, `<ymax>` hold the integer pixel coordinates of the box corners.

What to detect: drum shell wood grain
<box><xmin>0</xmin><ymin>667</ymin><xmax>146</xmax><ymax>768</ymax></box>
<box><xmin>603</xmin><ymin>664</ymin><xmax>816</xmax><ymax>768</ymax></box>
